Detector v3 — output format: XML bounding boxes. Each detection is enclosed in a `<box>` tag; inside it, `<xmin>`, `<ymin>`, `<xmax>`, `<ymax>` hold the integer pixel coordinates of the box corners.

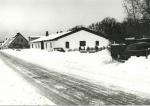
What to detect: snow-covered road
<box><xmin>0</xmin><ymin>53</ymin><xmax>55</xmax><ymax>105</ymax></box>
<box><xmin>2</xmin><ymin>49</ymin><xmax>150</xmax><ymax>96</ymax></box>
<box><xmin>1</xmin><ymin>51</ymin><xmax>150</xmax><ymax>105</ymax></box>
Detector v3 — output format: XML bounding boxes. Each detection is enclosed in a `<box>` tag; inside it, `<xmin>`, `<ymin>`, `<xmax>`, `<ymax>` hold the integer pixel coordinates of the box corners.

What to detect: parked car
<box><xmin>110</xmin><ymin>44</ymin><xmax>127</xmax><ymax>60</ymax></box>
<box><xmin>54</xmin><ymin>48</ymin><xmax>65</xmax><ymax>52</ymax></box>
<box><xmin>121</xmin><ymin>42</ymin><xmax>150</xmax><ymax>60</ymax></box>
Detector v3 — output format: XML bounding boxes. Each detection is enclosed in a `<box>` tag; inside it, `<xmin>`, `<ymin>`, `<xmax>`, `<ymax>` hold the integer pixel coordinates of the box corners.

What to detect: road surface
<box><xmin>0</xmin><ymin>51</ymin><xmax>150</xmax><ymax>105</ymax></box>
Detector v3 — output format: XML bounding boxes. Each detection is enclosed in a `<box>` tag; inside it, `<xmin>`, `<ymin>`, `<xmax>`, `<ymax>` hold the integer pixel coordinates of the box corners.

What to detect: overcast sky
<box><xmin>0</xmin><ymin>0</ymin><xmax>125</xmax><ymax>40</ymax></box>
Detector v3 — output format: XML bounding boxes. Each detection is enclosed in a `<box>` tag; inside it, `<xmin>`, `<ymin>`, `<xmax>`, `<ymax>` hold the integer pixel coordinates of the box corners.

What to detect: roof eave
<box><xmin>31</xmin><ymin>27</ymin><xmax>110</xmax><ymax>43</ymax></box>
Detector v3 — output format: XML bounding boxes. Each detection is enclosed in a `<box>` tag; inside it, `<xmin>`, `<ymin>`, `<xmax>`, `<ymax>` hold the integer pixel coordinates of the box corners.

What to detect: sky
<box><xmin>0</xmin><ymin>0</ymin><xmax>125</xmax><ymax>41</ymax></box>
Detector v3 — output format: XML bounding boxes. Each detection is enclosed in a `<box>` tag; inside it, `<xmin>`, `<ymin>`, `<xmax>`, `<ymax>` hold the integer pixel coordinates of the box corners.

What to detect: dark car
<box><xmin>54</xmin><ymin>48</ymin><xmax>65</xmax><ymax>52</ymax></box>
<box><xmin>121</xmin><ymin>42</ymin><xmax>150</xmax><ymax>60</ymax></box>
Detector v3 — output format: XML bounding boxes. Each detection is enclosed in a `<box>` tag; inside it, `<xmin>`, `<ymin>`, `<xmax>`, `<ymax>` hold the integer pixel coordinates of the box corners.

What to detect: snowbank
<box><xmin>1</xmin><ymin>49</ymin><xmax>150</xmax><ymax>97</ymax></box>
<box><xmin>0</xmin><ymin>56</ymin><xmax>55</xmax><ymax>105</ymax></box>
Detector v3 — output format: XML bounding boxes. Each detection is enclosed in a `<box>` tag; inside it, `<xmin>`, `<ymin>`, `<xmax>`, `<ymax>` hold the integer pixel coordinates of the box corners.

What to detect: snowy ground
<box><xmin>1</xmin><ymin>49</ymin><xmax>150</xmax><ymax>98</ymax></box>
<box><xmin>0</xmin><ymin>56</ymin><xmax>55</xmax><ymax>105</ymax></box>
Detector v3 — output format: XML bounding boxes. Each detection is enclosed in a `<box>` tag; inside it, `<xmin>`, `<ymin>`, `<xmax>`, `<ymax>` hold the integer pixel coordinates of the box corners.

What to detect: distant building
<box><xmin>0</xmin><ymin>41</ymin><xmax>4</xmax><ymax>49</ymax></box>
<box><xmin>28</xmin><ymin>36</ymin><xmax>41</xmax><ymax>42</ymax></box>
<box><xmin>30</xmin><ymin>27</ymin><xmax>110</xmax><ymax>52</ymax></box>
<box><xmin>0</xmin><ymin>41</ymin><xmax>4</xmax><ymax>45</ymax></box>
<box><xmin>1</xmin><ymin>33</ymin><xmax>29</xmax><ymax>49</ymax></box>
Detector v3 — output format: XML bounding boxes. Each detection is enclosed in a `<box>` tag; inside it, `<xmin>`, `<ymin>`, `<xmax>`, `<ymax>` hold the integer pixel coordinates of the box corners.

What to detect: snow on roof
<box><xmin>111</xmin><ymin>43</ymin><xmax>126</xmax><ymax>46</ymax></box>
<box><xmin>30</xmin><ymin>36</ymin><xmax>46</xmax><ymax>43</ymax></box>
<box><xmin>29</xmin><ymin>36</ymin><xmax>41</xmax><ymax>38</ymax></box>
<box><xmin>31</xmin><ymin>31</ymin><xmax>70</xmax><ymax>43</ymax></box>
<box><xmin>125</xmin><ymin>37</ymin><xmax>135</xmax><ymax>40</ymax></box>
<box><xmin>137</xmin><ymin>38</ymin><xmax>150</xmax><ymax>40</ymax></box>
<box><xmin>2</xmin><ymin>33</ymin><xmax>21</xmax><ymax>47</ymax></box>
<box><xmin>31</xmin><ymin>27</ymin><xmax>109</xmax><ymax>43</ymax></box>
<box><xmin>1</xmin><ymin>38</ymin><xmax>15</xmax><ymax>47</ymax></box>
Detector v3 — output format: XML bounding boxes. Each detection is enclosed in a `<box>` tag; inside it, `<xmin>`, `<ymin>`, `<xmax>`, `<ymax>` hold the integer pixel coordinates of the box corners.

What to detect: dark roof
<box><xmin>11</xmin><ymin>33</ymin><xmax>28</xmax><ymax>44</ymax></box>
<box><xmin>1</xmin><ymin>33</ymin><xmax>28</xmax><ymax>48</ymax></box>
<box><xmin>49</xmin><ymin>27</ymin><xmax>109</xmax><ymax>41</ymax></box>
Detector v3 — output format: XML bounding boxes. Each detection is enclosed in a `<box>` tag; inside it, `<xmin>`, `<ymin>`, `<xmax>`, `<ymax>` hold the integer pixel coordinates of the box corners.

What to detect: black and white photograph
<box><xmin>1</xmin><ymin>0</ymin><xmax>150</xmax><ymax>105</ymax></box>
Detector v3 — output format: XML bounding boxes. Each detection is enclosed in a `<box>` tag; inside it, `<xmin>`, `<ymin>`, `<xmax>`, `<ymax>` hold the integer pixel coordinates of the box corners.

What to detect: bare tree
<box><xmin>123</xmin><ymin>0</ymin><xmax>150</xmax><ymax>20</ymax></box>
<box><xmin>88</xmin><ymin>17</ymin><xmax>125</xmax><ymax>42</ymax></box>
<box><xmin>68</xmin><ymin>25</ymin><xmax>83</xmax><ymax>32</ymax></box>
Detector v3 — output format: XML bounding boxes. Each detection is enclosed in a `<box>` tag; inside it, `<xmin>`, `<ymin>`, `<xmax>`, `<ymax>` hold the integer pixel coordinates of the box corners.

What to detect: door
<box><xmin>41</xmin><ymin>41</ymin><xmax>44</xmax><ymax>50</ymax></box>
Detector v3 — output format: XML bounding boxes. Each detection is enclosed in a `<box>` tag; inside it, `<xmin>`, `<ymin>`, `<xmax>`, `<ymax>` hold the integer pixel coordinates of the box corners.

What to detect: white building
<box><xmin>30</xmin><ymin>27</ymin><xmax>110</xmax><ymax>52</ymax></box>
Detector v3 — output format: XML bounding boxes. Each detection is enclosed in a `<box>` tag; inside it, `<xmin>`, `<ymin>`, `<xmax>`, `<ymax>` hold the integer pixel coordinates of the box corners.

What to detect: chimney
<box><xmin>28</xmin><ymin>37</ymin><xmax>31</xmax><ymax>41</ymax></box>
<box><xmin>46</xmin><ymin>31</ymin><xmax>49</xmax><ymax>36</ymax></box>
<box><xmin>17</xmin><ymin>32</ymin><xmax>21</xmax><ymax>35</ymax></box>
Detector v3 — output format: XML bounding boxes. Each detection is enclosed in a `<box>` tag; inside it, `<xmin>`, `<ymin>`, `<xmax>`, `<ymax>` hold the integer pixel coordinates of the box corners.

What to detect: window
<box><xmin>46</xmin><ymin>43</ymin><xmax>47</xmax><ymax>49</ymax></box>
<box><xmin>50</xmin><ymin>42</ymin><xmax>52</xmax><ymax>48</ymax></box>
<box><xmin>32</xmin><ymin>44</ymin><xmax>33</xmax><ymax>48</ymax></box>
<box><xmin>65</xmin><ymin>42</ymin><xmax>69</xmax><ymax>48</ymax></box>
<box><xmin>21</xmin><ymin>38</ymin><xmax>23</xmax><ymax>42</ymax></box>
<box><xmin>96</xmin><ymin>41</ymin><xmax>99</xmax><ymax>46</ymax></box>
<box><xmin>80</xmin><ymin>41</ymin><xmax>86</xmax><ymax>46</ymax></box>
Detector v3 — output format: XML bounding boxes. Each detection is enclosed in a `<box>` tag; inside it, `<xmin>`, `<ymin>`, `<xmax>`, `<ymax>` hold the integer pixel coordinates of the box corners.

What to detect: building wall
<box><xmin>42</xmin><ymin>41</ymin><xmax>54</xmax><ymax>51</ymax></box>
<box><xmin>30</xmin><ymin>42</ymin><xmax>41</xmax><ymax>49</ymax></box>
<box><xmin>31</xmin><ymin>30</ymin><xmax>110</xmax><ymax>51</ymax></box>
<box><xmin>54</xmin><ymin>30</ymin><xmax>109</xmax><ymax>51</ymax></box>
<box><xmin>0</xmin><ymin>43</ymin><xmax>3</xmax><ymax>49</ymax></box>
<box><xmin>9</xmin><ymin>35</ymin><xmax>29</xmax><ymax>48</ymax></box>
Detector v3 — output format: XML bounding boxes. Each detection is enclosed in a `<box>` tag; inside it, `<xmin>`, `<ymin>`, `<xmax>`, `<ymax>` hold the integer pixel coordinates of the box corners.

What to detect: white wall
<box><xmin>44</xmin><ymin>42</ymin><xmax>47</xmax><ymax>50</ymax></box>
<box><xmin>30</xmin><ymin>42</ymin><xmax>41</xmax><ymax>49</ymax></box>
<box><xmin>54</xmin><ymin>30</ymin><xmax>109</xmax><ymax>51</ymax></box>
<box><xmin>44</xmin><ymin>41</ymin><xmax>54</xmax><ymax>51</ymax></box>
<box><xmin>31</xmin><ymin>30</ymin><xmax>110</xmax><ymax>51</ymax></box>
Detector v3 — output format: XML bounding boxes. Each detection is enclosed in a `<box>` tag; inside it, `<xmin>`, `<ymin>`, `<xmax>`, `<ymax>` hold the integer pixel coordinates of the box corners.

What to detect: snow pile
<box><xmin>2</xmin><ymin>49</ymin><xmax>150</xmax><ymax>97</ymax></box>
<box><xmin>0</xmin><ymin>57</ymin><xmax>55</xmax><ymax>105</ymax></box>
<box><xmin>1</xmin><ymin>49</ymin><xmax>112</xmax><ymax>72</ymax></box>
<box><xmin>116</xmin><ymin>56</ymin><xmax>150</xmax><ymax>93</ymax></box>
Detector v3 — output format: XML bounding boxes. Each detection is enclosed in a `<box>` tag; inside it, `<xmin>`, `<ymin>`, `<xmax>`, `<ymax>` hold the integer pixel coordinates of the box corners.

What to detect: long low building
<box><xmin>30</xmin><ymin>27</ymin><xmax>110</xmax><ymax>52</ymax></box>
